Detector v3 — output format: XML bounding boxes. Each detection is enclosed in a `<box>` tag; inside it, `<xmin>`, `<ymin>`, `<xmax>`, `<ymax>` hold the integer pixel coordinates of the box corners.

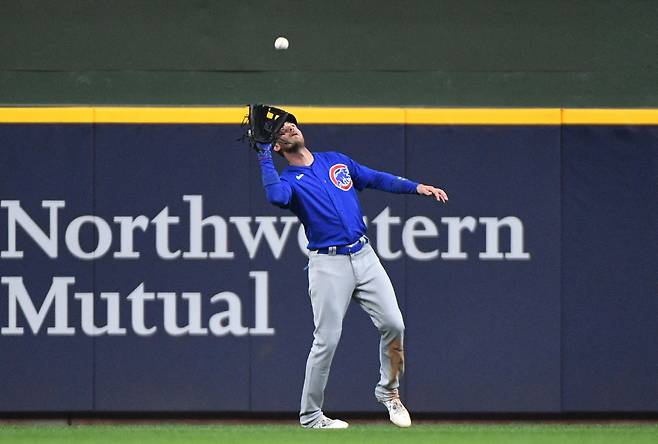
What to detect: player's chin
<box><xmin>284</xmin><ymin>141</ymin><xmax>303</xmax><ymax>152</ymax></box>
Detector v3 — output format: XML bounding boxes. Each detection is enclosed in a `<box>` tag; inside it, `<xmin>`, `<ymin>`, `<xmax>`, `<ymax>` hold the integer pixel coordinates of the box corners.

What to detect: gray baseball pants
<box><xmin>299</xmin><ymin>242</ymin><xmax>405</xmax><ymax>427</ymax></box>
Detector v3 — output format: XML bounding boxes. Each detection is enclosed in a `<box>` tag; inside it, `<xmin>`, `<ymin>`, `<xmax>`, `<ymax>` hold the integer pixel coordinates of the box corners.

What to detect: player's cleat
<box><xmin>382</xmin><ymin>398</ymin><xmax>412</xmax><ymax>427</ymax></box>
<box><xmin>309</xmin><ymin>415</ymin><xmax>349</xmax><ymax>429</ymax></box>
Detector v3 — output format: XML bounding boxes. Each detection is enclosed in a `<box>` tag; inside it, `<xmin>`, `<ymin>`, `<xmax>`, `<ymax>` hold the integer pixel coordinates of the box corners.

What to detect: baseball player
<box><xmin>246</xmin><ymin>105</ymin><xmax>448</xmax><ymax>429</ymax></box>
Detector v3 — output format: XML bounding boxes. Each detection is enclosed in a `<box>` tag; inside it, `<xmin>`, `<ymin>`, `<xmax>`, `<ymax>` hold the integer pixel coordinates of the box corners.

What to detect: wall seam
<box><xmin>91</xmin><ymin>107</ymin><xmax>97</xmax><ymax>413</ymax></box>
<box><xmin>559</xmin><ymin>107</ymin><xmax>565</xmax><ymax>414</ymax></box>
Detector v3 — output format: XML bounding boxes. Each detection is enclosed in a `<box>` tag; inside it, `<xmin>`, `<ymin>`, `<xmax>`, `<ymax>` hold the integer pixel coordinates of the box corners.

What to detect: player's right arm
<box><xmin>257</xmin><ymin>143</ymin><xmax>292</xmax><ymax>208</ymax></box>
<box><xmin>341</xmin><ymin>153</ymin><xmax>448</xmax><ymax>203</ymax></box>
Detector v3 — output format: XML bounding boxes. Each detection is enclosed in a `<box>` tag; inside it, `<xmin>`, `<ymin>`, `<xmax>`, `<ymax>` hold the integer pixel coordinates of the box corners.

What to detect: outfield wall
<box><xmin>0</xmin><ymin>108</ymin><xmax>656</xmax><ymax>413</ymax></box>
<box><xmin>1</xmin><ymin>1</ymin><xmax>656</xmax><ymax>106</ymax></box>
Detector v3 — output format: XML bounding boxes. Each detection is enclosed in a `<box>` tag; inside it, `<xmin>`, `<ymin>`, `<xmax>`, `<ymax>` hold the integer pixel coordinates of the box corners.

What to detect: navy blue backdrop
<box><xmin>0</xmin><ymin>123</ymin><xmax>656</xmax><ymax>413</ymax></box>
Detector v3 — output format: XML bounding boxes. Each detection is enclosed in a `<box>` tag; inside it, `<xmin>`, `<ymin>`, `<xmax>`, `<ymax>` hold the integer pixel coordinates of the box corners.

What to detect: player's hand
<box><xmin>416</xmin><ymin>184</ymin><xmax>448</xmax><ymax>203</ymax></box>
<box><xmin>255</xmin><ymin>142</ymin><xmax>273</xmax><ymax>160</ymax></box>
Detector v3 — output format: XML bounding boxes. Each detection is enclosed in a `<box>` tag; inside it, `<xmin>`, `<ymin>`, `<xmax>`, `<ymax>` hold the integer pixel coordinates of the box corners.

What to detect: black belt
<box><xmin>316</xmin><ymin>236</ymin><xmax>369</xmax><ymax>255</ymax></box>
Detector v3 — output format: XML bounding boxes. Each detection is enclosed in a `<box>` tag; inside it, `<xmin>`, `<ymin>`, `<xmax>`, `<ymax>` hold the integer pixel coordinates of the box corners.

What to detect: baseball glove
<box><xmin>241</xmin><ymin>104</ymin><xmax>297</xmax><ymax>151</ymax></box>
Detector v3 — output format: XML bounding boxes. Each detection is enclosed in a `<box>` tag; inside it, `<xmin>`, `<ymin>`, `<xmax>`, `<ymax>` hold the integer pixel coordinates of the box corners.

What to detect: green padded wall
<box><xmin>1</xmin><ymin>0</ymin><xmax>656</xmax><ymax>105</ymax></box>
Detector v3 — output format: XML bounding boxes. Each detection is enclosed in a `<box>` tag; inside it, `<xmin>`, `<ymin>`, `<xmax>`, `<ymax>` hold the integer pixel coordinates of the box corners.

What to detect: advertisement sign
<box><xmin>1</xmin><ymin>108</ymin><xmax>655</xmax><ymax>412</ymax></box>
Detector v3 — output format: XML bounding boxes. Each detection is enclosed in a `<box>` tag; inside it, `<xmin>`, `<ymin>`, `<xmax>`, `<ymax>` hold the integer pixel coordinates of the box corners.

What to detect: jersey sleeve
<box><xmin>259</xmin><ymin>157</ymin><xmax>293</xmax><ymax>208</ymax></box>
<box><xmin>342</xmin><ymin>153</ymin><xmax>419</xmax><ymax>194</ymax></box>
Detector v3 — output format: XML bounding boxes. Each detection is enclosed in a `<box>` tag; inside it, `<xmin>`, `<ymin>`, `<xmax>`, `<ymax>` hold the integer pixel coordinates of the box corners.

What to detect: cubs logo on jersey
<box><xmin>329</xmin><ymin>163</ymin><xmax>353</xmax><ymax>191</ymax></box>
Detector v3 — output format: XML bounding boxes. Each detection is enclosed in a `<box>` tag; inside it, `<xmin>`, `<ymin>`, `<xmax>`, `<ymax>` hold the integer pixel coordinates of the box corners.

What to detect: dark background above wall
<box><xmin>0</xmin><ymin>0</ymin><xmax>656</xmax><ymax>105</ymax></box>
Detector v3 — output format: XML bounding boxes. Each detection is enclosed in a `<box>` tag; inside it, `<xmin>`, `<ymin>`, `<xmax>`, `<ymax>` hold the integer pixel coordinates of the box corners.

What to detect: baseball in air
<box><xmin>274</xmin><ymin>36</ymin><xmax>289</xmax><ymax>50</ymax></box>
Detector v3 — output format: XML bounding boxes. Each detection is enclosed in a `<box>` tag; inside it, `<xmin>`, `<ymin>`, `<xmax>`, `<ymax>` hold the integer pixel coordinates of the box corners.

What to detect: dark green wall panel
<box><xmin>1</xmin><ymin>0</ymin><xmax>656</xmax><ymax>105</ymax></box>
<box><xmin>2</xmin><ymin>70</ymin><xmax>656</xmax><ymax>107</ymax></box>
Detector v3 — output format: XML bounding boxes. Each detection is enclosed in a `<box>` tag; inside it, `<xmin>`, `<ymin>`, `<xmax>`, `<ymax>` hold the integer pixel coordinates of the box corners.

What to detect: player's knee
<box><xmin>314</xmin><ymin>328</ymin><xmax>342</xmax><ymax>351</ymax></box>
<box><xmin>380</xmin><ymin>317</ymin><xmax>405</xmax><ymax>338</ymax></box>
<box><xmin>325</xmin><ymin>331</ymin><xmax>342</xmax><ymax>350</ymax></box>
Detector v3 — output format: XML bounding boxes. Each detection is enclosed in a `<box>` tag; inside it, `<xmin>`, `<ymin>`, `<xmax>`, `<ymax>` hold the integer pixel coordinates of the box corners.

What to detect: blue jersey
<box><xmin>259</xmin><ymin>151</ymin><xmax>419</xmax><ymax>250</ymax></box>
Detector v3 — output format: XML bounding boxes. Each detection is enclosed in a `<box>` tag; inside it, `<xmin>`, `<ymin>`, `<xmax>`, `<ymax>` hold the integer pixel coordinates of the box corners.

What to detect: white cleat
<box><xmin>309</xmin><ymin>415</ymin><xmax>349</xmax><ymax>429</ymax></box>
<box><xmin>382</xmin><ymin>398</ymin><xmax>412</xmax><ymax>428</ymax></box>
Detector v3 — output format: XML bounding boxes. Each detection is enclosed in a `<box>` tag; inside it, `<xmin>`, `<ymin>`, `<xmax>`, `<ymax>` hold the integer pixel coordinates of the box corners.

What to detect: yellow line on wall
<box><xmin>561</xmin><ymin>109</ymin><xmax>658</xmax><ymax>125</ymax></box>
<box><xmin>405</xmin><ymin>108</ymin><xmax>562</xmax><ymax>124</ymax></box>
<box><xmin>0</xmin><ymin>107</ymin><xmax>95</xmax><ymax>123</ymax></box>
<box><xmin>94</xmin><ymin>107</ymin><xmax>244</xmax><ymax>123</ymax></box>
<box><xmin>0</xmin><ymin>107</ymin><xmax>657</xmax><ymax>124</ymax></box>
<box><xmin>284</xmin><ymin>107</ymin><xmax>406</xmax><ymax>124</ymax></box>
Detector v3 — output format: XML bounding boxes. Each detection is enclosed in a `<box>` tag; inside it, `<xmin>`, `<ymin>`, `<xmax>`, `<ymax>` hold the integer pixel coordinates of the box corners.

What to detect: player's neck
<box><xmin>286</xmin><ymin>147</ymin><xmax>313</xmax><ymax>167</ymax></box>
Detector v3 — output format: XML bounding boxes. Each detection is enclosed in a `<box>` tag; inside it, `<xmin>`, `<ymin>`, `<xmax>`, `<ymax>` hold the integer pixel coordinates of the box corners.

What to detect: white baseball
<box><xmin>274</xmin><ymin>36</ymin><xmax>289</xmax><ymax>50</ymax></box>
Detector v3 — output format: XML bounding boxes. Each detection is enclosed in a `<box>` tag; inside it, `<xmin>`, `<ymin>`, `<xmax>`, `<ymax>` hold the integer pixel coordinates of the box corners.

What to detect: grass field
<box><xmin>1</xmin><ymin>423</ymin><xmax>657</xmax><ymax>444</ymax></box>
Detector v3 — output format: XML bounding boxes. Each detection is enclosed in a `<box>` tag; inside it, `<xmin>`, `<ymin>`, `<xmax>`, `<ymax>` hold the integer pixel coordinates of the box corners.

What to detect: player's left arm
<box><xmin>346</xmin><ymin>155</ymin><xmax>448</xmax><ymax>203</ymax></box>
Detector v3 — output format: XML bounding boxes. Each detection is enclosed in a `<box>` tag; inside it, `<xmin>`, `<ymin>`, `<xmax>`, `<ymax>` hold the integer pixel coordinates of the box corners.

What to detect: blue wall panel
<box><xmin>561</xmin><ymin>125</ymin><xmax>658</xmax><ymax>412</ymax></box>
<box><xmin>0</xmin><ymin>125</ymin><xmax>94</xmax><ymax>411</ymax></box>
<box><xmin>0</xmin><ymin>122</ymin><xmax>656</xmax><ymax>413</ymax></box>
<box><xmin>404</xmin><ymin>126</ymin><xmax>562</xmax><ymax>412</ymax></box>
<box><xmin>93</xmin><ymin>125</ymin><xmax>252</xmax><ymax>411</ymax></box>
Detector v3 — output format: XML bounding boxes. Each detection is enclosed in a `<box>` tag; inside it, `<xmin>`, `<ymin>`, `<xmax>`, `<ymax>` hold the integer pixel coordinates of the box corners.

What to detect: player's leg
<box><xmin>351</xmin><ymin>243</ymin><xmax>411</xmax><ymax>427</ymax></box>
<box><xmin>299</xmin><ymin>252</ymin><xmax>355</xmax><ymax>427</ymax></box>
<box><xmin>351</xmin><ymin>243</ymin><xmax>405</xmax><ymax>403</ymax></box>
